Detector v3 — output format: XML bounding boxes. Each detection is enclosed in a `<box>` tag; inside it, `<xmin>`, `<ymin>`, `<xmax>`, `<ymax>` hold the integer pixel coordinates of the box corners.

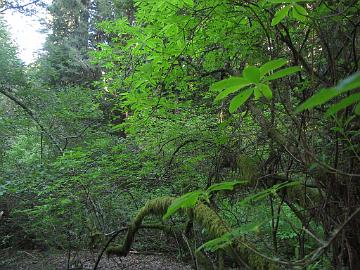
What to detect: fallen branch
<box><xmin>105</xmin><ymin>196</ymin><xmax>272</xmax><ymax>269</ymax></box>
<box><xmin>93</xmin><ymin>223</ymin><xmax>175</xmax><ymax>270</ymax></box>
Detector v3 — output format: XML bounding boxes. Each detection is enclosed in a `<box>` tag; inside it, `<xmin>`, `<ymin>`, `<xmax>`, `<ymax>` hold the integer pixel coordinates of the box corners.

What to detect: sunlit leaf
<box><xmin>243</xmin><ymin>66</ymin><xmax>260</xmax><ymax>83</ymax></box>
<box><xmin>229</xmin><ymin>88</ymin><xmax>253</xmax><ymax>113</ymax></box>
<box><xmin>260</xmin><ymin>58</ymin><xmax>288</xmax><ymax>77</ymax></box>
<box><xmin>214</xmin><ymin>78</ymin><xmax>251</xmax><ymax>101</ymax></box>
<box><xmin>207</xmin><ymin>181</ymin><xmax>248</xmax><ymax>193</ymax></box>
<box><xmin>254</xmin><ymin>87</ymin><xmax>262</xmax><ymax>100</ymax></box>
<box><xmin>257</xmin><ymin>83</ymin><xmax>272</xmax><ymax>99</ymax></box>
<box><xmin>184</xmin><ymin>0</ymin><xmax>194</xmax><ymax>7</ymax></box>
<box><xmin>59</xmin><ymin>198</ymin><xmax>72</xmax><ymax>205</ymax></box>
<box><xmin>264</xmin><ymin>66</ymin><xmax>301</xmax><ymax>81</ymax></box>
<box><xmin>211</xmin><ymin>77</ymin><xmax>251</xmax><ymax>93</ymax></box>
<box><xmin>292</xmin><ymin>4</ymin><xmax>308</xmax><ymax>21</ymax></box>
<box><xmin>271</xmin><ymin>6</ymin><xmax>291</xmax><ymax>26</ymax></box>
<box><xmin>164</xmin><ymin>24</ymin><xmax>178</xmax><ymax>36</ymax></box>
<box><xmin>163</xmin><ymin>191</ymin><xmax>204</xmax><ymax>220</ymax></box>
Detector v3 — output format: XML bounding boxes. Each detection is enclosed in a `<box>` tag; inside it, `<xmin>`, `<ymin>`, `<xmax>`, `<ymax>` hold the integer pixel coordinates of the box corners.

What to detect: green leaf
<box><xmin>295</xmin><ymin>87</ymin><xmax>338</xmax><ymax>113</ymax></box>
<box><xmin>269</xmin><ymin>0</ymin><xmax>293</xmax><ymax>3</ymax></box>
<box><xmin>211</xmin><ymin>77</ymin><xmax>250</xmax><ymax>92</ymax></box>
<box><xmin>229</xmin><ymin>221</ymin><xmax>264</xmax><ymax>238</ymax></box>
<box><xmin>257</xmin><ymin>83</ymin><xmax>273</xmax><ymax>99</ymax></box>
<box><xmin>197</xmin><ymin>221</ymin><xmax>265</xmax><ymax>252</ymax></box>
<box><xmin>207</xmin><ymin>181</ymin><xmax>248</xmax><ymax>193</ymax></box>
<box><xmin>59</xmin><ymin>198</ymin><xmax>72</xmax><ymax>205</ymax></box>
<box><xmin>296</xmin><ymin>72</ymin><xmax>360</xmax><ymax>113</ymax></box>
<box><xmin>264</xmin><ymin>66</ymin><xmax>301</xmax><ymax>81</ymax></box>
<box><xmin>292</xmin><ymin>4</ymin><xmax>308</xmax><ymax>22</ymax></box>
<box><xmin>164</xmin><ymin>24</ymin><xmax>178</xmax><ymax>36</ymax></box>
<box><xmin>229</xmin><ymin>88</ymin><xmax>254</xmax><ymax>113</ymax></box>
<box><xmin>269</xmin><ymin>0</ymin><xmax>312</xmax><ymax>4</ymax></box>
<box><xmin>325</xmin><ymin>93</ymin><xmax>360</xmax><ymax>117</ymax></box>
<box><xmin>184</xmin><ymin>0</ymin><xmax>194</xmax><ymax>7</ymax></box>
<box><xmin>254</xmin><ymin>87</ymin><xmax>262</xmax><ymax>100</ymax></box>
<box><xmin>271</xmin><ymin>5</ymin><xmax>291</xmax><ymax>26</ymax></box>
<box><xmin>355</xmin><ymin>103</ymin><xmax>360</xmax><ymax>115</ymax></box>
<box><xmin>213</xmin><ymin>77</ymin><xmax>251</xmax><ymax>101</ymax></box>
<box><xmin>163</xmin><ymin>191</ymin><xmax>204</xmax><ymax>220</ymax></box>
<box><xmin>238</xmin><ymin>181</ymin><xmax>299</xmax><ymax>206</ymax></box>
<box><xmin>197</xmin><ymin>235</ymin><xmax>231</xmax><ymax>252</ymax></box>
<box><xmin>336</xmin><ymin>72</ymin><xmax>360</xmax><ymax>93</ymax></box>
<box><xmin>243</xmin><ymin>66</ymin><xmax>260</xmax><ymax>83</ymax></box>
<box><xmin>260</xmin><ymin>58</ymin><xmax>288</xmax><ymax>77</ymax></box>
<box><xmin>215</xmin><ymin>86</ymin><xmax>242</xmax><ymax>102</ymax></box>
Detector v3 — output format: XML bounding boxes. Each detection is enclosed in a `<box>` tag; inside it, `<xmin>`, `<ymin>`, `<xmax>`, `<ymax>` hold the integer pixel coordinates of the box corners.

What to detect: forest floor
<box><xmin>0</xmin><ymin>250</ymin><xmax>193</xmax><ymax>270</ymax></box>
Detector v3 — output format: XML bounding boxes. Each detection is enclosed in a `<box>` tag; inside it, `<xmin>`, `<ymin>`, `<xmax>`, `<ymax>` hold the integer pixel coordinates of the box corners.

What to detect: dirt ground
<box><xmin>0</xmin><ymin>250</ymin><xmax>193</xmax><ymax>270</ymax></box>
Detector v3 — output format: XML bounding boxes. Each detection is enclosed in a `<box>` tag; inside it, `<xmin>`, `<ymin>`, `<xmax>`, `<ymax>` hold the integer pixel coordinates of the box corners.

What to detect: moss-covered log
<box><xmin>107</xmin><ymin>196</ymin><xmax>175</xmax><ymax>256</ymax></box>
<box><xmin>107</xmin><ymin>196</ymin><xmax>276</xmax><ymax>269</ymax></box>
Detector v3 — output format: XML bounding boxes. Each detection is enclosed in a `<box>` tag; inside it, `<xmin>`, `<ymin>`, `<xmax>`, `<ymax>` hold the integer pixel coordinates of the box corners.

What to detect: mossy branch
<box><xmin>107</xmin><ymin>196</ymin><xmax>175</xmax><ymax>256</ymax></box>
<box><xmin>106</xmin><ymin>196</ymin><xmax>275</xmax><ymax>269</ymax></box>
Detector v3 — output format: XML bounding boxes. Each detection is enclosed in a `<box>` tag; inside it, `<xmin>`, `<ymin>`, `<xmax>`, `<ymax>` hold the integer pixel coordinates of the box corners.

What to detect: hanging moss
<box><xmin>107</xmin><ymin>196</ymin><xmax>277</xmax><ymax>269</ymax></box>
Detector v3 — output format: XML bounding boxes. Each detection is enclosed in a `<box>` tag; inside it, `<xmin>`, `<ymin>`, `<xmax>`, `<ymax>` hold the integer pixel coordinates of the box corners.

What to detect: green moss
<box><xmin>107</xmin><ymin>196</ymin><xmax>278</xmax><ymax>269</ymax></box>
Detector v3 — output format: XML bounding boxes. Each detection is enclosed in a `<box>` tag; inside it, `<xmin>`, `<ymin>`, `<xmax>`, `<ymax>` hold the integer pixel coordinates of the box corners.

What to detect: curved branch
<box><xmin>106</xmin><ymin>196</ymin><xmax>273</xmax><ymax>269</ymax></box>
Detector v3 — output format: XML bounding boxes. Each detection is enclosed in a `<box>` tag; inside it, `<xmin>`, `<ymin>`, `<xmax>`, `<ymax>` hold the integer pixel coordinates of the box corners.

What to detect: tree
<box><xmin>37</xmin><ymin>0</ymin><xmax>135</xmax><ymax>87</ymax></box>
<box><xmin>0</xmin><ymin>17</ymin><xmax>24</xmax><ymax>87</ymax></box>
<box><xmin>94</xmin><ymin>0</ymin><xmax>360</xmax><ymax>268</ymax></box>
<box><xmin>0</xmin><ymin>0</ymin><xmax>359</xmax><ymax>269</ymax></box>
<box><xmin>37</xmin><ymin>0</ymin><xmax>94</xmax><ymax>86</ymax></box>
<box><xmin>0</xmin><ymin>0</ymin><xmax>45</xmax><ymax>14</ymax></box>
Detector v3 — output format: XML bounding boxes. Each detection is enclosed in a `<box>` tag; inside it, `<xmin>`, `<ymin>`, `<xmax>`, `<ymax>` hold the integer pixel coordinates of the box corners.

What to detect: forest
<box><xmin>0</xmin><ymin>0</ymin><xmax>359</xmax><ymax>269</ymax></box>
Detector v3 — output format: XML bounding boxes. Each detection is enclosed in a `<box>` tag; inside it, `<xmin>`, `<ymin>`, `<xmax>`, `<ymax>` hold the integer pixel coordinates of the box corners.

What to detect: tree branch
<box><xmin>0</xmin><ymin>0</ymin><xmax>42</xmax><ymax>14</ymax></box>
<box><xmin>0</xmin><ymin>87</ymin><xmax>63</xmax><ymax>153</ymax></box>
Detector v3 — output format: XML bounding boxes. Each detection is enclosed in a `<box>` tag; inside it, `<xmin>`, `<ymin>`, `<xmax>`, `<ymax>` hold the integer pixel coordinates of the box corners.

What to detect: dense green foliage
<box><xmin>1</xmin><ymin>0</ymin><xmax>359</xmax><ymax>269</ymax></box>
